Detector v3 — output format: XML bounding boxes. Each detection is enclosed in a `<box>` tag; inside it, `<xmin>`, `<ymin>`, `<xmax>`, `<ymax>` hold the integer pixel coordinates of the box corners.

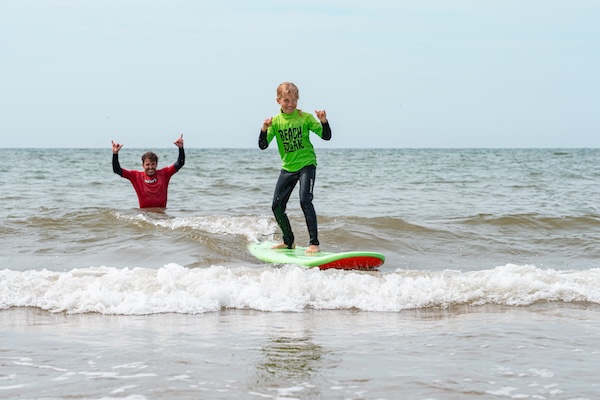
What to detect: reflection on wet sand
<box><xmin>255</xmin><ymin>334</ymin><xmax>332</xmax><ymax>397</ymax></box>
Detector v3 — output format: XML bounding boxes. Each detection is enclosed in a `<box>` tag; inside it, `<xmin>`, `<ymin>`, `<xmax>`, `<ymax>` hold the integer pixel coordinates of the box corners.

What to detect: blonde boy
<box><xmin>259</xmin><ymin>82</ymin><xmax>332</xmax><ymax>253</ymax></box>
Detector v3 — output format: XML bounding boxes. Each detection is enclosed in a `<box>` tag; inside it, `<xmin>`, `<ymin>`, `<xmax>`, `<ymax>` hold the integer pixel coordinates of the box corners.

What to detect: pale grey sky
<box><xmin>1</xmin><ymin>0</ymin><xmax>598</xmax><ymax>148</ymax></box>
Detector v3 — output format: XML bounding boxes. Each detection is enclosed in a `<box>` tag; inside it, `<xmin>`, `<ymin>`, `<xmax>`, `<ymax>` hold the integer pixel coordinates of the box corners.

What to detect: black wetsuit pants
<box><xmin>272</xmin><ymin>165</ymin><xmax>319</xmax><ymax>248</ymax></box>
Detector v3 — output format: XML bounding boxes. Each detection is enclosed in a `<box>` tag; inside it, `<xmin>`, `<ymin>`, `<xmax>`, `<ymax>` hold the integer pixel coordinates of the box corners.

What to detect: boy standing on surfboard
<box><xmin>111</xmin><ymin>134</ymin><xmax>185</xmax><ymax>209</ymax></box>
<box><xmin>259</xmin><ymin>82</ymin><xmax>332</xmax><ymax>253</ymax></box>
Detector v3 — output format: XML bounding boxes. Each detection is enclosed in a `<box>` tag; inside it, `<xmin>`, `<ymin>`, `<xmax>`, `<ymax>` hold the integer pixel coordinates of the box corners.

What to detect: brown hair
<box><xmin>276</xmin><ymin>82</ymin><xmax>299</xmax><ymax>100</ymax></box>
<box><xmin>141</xmin><ymin>151</ymin><xmax>158</xmax><ymax>163</ymax></box>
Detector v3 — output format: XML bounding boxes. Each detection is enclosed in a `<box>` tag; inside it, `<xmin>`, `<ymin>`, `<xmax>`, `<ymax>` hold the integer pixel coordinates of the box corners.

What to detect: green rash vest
<box><xmin>266</xmin><ymin>109</ymin><xmax>324</xmax><ymax>172</ymax></box>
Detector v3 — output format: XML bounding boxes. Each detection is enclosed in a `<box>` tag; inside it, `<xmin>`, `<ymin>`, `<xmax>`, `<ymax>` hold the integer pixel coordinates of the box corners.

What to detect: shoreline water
<box><xmin>3</xmin><ymin>304</ymin><xmax>600</xmax><ymax>399</ymax></box>
<box><xmin>2</xmin><ymin>148</ymin><xmax>600</xmax><ymax>399</ymax></box>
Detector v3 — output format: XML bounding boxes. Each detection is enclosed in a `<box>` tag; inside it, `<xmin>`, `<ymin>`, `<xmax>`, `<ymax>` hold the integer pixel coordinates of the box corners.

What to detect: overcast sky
<box><xmin>1</xmin><ymin>0</ymin><xmax>598</xmax><ymax>148</ymax></box>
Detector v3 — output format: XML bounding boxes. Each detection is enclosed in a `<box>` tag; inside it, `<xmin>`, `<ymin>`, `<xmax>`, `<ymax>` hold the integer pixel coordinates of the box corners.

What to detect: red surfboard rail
<box><xmin>318</xmin><ymin>256</ymin><xmax>384</xmax><ymax>270</ymax></box>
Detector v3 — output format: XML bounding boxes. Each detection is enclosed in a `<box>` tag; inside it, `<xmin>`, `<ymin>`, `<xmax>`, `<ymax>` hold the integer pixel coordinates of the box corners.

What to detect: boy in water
<box><xmin>112</xmin><ymin>134</ymin><xmax>185</xmax><ymax>208</ymax></box>
<box><xmin>259</xmin><ymin>82</ymin><xmax>332</xmax><ymax>253</ymax></box>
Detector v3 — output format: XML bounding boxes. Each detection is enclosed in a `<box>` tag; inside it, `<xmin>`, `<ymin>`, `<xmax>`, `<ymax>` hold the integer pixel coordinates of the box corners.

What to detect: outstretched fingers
<box><xmin>174</xmin><ymin>134</ymin><xmax>184</xmax><ymax>147</ymax></box>
<box><xmin>111</xmin><ymin>140</ymin><xmax>123</xmax><ymax>154</ymax></box>
<box><xmin>262</xmin><ymin>117</ymin><xmax>273</xmax><ymax>132</ymax></box>
<box><xmin>314</xmin><ymin>110</ymin><xmax>327</xmax><ymax>123</ymax></box>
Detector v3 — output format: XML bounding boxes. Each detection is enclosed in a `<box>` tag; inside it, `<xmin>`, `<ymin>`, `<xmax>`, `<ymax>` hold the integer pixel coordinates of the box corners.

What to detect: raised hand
<box><xmin>262</xmin><ymin>117</ymin><xmax>273</xmax><ymax>132</ymax></box>
<box><xmin>111</xmin><ymin>140</ymin><xmax>123</xmax><ymax>154</ymax></box>
<box><xmin>173</xmin><ymin>134</ymin><xmax>184</xmax><ymax>148</ymax></box>
<box><xmin>315</xmin><ymin>110</ymin><xmax>327</xmax><ymax>123</ymax></box>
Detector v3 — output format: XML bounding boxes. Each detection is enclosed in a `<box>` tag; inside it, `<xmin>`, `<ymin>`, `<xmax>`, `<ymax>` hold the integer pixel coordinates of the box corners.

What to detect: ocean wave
<box><xmin>456</xmin><ymin>213</ymin><xmax>600</xmax><ymax>230</ymax></box>
<box><xmin>114</xmin><ymin>211</ymin><xmax>279</xmax><ymax>243</ymax></box>
<box><xmin>2</xmin><ymin>264</ymin><xmax>600</xmax><ymax>315</ymax></box>
<box><xmin>4</xmin><ymin>209</ymin><xmax>600</xmax><ymax>274</ymax></box>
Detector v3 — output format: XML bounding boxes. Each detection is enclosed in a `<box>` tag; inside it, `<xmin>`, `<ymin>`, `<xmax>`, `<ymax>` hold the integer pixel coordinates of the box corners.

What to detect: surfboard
<box><xmin>248</xmin><ymin>241</ymin><xmax>385</xmax><ymax>270</ymax></box>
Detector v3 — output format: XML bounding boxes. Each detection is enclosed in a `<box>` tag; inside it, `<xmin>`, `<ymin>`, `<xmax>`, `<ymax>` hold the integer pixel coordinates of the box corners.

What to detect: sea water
<box><xmin>1</xmin><ymin>148</ymin><xmax>600</xmax><ymax>399</ymax></box>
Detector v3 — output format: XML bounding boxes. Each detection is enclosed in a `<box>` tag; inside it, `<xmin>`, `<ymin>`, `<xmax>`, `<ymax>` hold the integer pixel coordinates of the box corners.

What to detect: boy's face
<box><xmin>277</xmin><ymin>95</ymin><xmax>298</xmax><ymax>114</ymax></box>
<box><xmin>142</xmin><ymin>159</ymin><xmax>157</xmax><ymax>176</ymax></box>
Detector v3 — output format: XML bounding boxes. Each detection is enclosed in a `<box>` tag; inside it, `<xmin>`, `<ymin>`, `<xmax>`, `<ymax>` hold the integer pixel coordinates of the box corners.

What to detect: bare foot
<box><xmin>306</xmin><ymin>244</ymin><xmax>320</xmax><ymax>254</ymax></box>
<box><xmin>272</xmin><ymin>242</ymin><xmax>295</xmax><ymax>250</ymax></box>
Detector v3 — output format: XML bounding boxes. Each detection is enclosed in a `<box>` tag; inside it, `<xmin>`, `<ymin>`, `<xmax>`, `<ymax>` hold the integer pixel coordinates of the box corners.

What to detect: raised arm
<box><xmin>173</xmin><ymin>134</ymin><xmax>185</xmax><ymax>171</ymax></box>
<box><xmin>321</xmin><ymin>121</ymin><xmax>332</xmax><ymax>141</ymax></box>
<box><xmin>258</xmin><ymin>117</ymin><xmax>272</xmax><ymax>150</ymax></box>
<box><xmin>111</xmin><ymin>140</ymin><xmax>123</xmax><ymax>176</ymax></box>
<box><xmin>315</xmin><ymin>110</ymin><xmax>331</xmax><ymax>141</ymax></box>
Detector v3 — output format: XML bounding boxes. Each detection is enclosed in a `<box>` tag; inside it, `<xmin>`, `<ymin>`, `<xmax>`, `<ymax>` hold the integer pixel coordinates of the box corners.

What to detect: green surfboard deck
<box><xmin>248</xmin><ymin>241</ymin><xmax>385</xmax><ymax>270</ymax></box>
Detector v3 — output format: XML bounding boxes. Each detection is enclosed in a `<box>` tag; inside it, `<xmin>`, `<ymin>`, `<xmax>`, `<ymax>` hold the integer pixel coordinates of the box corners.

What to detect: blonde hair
<box><xmin>276</xmin><ymin>82</ymin><xmax>299</xmax><ymax>100</ymax></box>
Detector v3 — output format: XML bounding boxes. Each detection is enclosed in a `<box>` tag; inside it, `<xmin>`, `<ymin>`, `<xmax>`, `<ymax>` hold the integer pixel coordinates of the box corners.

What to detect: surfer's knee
<box><xmin>272</xmin><ymin>196</ymin><xmax>287</xmax><ymax>213</ymax></box>
<box><xmin>299</xmin><ymin>195</ymin><xmax>314</xmax><ymax>210</ymax></box>
<box><xmin>271</xmin><ymin>200</ymin><xmax>281</xmax><ymax>213</ymax></box>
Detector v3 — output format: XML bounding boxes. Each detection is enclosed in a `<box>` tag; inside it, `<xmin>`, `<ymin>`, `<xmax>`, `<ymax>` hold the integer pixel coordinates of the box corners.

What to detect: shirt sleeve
<box><xmin>112</xmin><ymin>153</ymin><xmax>123</xmax><ymax>176</ymax></box>
<box><xmin>174</xmin><ymin>147</ymin><xmax>185</xmax><ymax>171</ymax></box>
<box><xmin>321</xmin><ymin>121</ymin><xmax>332</xmax><ymax>141</ymax></box>
<box><xmin>258</xmin><ymin>130</ymin><xmax>269</xmax><ymax>150</ymax></box>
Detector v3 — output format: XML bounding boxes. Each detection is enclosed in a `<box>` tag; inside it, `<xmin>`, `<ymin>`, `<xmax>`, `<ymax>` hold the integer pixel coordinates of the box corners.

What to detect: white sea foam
<box><xmin>2</xmin><ymin>264</ymin><xmax>600</xmax><ymax>314</ymax></box>
<box><xmin>115</xmin><ymin>212</ymin><xmax>278</xmax><ymax>242</ymax></box>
